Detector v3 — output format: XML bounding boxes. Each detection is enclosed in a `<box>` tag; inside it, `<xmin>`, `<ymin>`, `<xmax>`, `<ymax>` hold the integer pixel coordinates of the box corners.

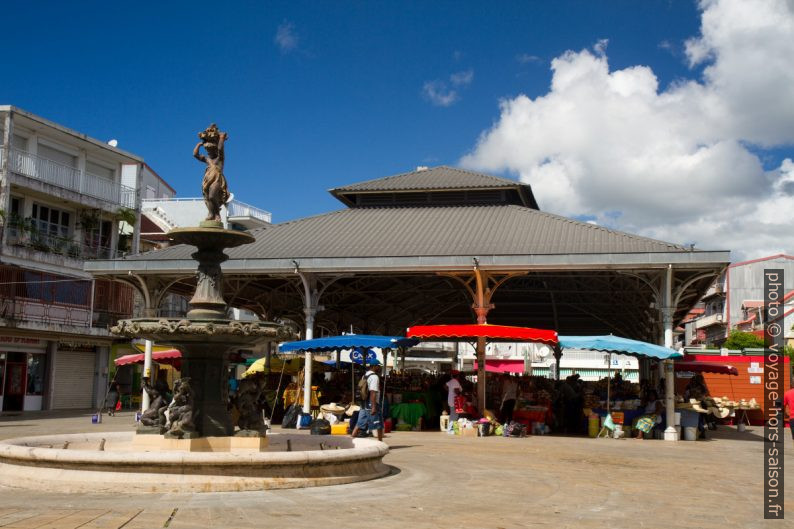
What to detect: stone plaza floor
<box><xmin>0</xmin><ymin>410</ymin><xmax>791</xmax><ymax>528</ymax></box>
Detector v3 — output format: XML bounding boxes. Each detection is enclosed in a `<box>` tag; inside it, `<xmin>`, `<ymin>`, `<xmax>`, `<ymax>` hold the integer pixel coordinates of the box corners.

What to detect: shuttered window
<box><xmin>52</xmin><ymin>350</ymin><xmax>94</xmax><ymax>409</ymax></box>
<box><xmin>38</xmin><ymin>143</ymin><xmax>77</xmax><ymax>168</ymax></box>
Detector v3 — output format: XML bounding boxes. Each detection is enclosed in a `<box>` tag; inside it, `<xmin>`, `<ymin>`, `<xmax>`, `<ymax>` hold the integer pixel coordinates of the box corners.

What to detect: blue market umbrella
<box><xmin>279</xmin><ymin>335</ymin><xmax>418</xmax><ymax>354</ymax></box>
<box><xmin>557</xmin><ymin>335</ymin><xmax>682</xmax><ymax>360</ymax></box>
<box><xmin>279</xmin><ymin>334</ymin><xmax>419</xmax><ymax>412</ymax></box>
<box><xmin>558</xmin><ymin>335</ymin><xmax>681</xmax><ymax>417</ymax></box>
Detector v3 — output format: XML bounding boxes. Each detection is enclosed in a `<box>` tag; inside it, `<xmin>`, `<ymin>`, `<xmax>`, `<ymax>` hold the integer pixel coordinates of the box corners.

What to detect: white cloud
<box><xmin>275</xmin><ymin>21</ymin><xmax>298</xmax><ymax>53</ymax></box>
<box><xmin>517</xmin><ymin>53</ymin><xmax>542</xmax><ymax>64</ymax></box>
<box><xmin>423</xmin><ymin>69</ymin><xmax>474</xmax><ymax>106</ymax></box>
<box><xmin>422</xmin><ymin>81</ymin><xmax>458</xmax><ymax>107</ymax></box>
<box><xmin>450</xmin><ymin>69</ymin><xmax>474</xmax><ymax>86</ymax></box>
<box><xmin>461</xmin><ymin>0</ymin><xmax>794</xmax><ymax>260</ymax></box>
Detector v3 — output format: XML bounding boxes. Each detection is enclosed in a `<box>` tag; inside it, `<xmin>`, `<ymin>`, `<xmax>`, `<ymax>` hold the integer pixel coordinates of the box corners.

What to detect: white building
<box><xmin>682</xmin><ymin>254</ymin><xmax>794</xmax><ymax>347</ymax></box>
<box><xmin>0</xmin><ymin>106</ymin><xmax>145</xmax><ymax>411</ymax></box>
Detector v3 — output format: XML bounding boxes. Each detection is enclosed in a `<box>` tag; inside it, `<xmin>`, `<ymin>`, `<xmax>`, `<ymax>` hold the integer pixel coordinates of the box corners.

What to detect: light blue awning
<box><xmin>558</xmin><ymin>335</ymin><xmax>682</xmax><ymax>360</ymax></box>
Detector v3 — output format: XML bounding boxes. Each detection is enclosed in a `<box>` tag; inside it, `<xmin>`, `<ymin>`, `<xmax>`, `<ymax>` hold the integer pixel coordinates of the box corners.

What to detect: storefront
<box><xmin>52</xmin><ymin>344</ymin><xmax>97</xmax><ymax>410</ymax></box>
<box><xmin>0</xmin><ymin>336</ymin><xmax>48</xmax><ymax>411</ymax></box>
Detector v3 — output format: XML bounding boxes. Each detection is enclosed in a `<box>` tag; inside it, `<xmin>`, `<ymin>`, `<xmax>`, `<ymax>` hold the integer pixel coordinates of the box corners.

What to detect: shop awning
<box><xmin>114</xmin><ymin>349</ymin><xmax>181</xmax><ymax>367</ymax></box>
<box><xmin>675</xmin><ymin>361</ymin><xmax>738</xmax><ymax>376</ymax></box>
<box><xmin>406</xmin><ymin>324</ymin><xmax>558</xmax><ymax>346</ymax></box>
<box><xmin>558</xmin><ymin>335</ymin><xmax>682</xmax><ymax>360</ymax></box>
<box><xmin>473</xmin><ymin>359</ymin><xmax>525</xmax><ymax>373</ymax></box>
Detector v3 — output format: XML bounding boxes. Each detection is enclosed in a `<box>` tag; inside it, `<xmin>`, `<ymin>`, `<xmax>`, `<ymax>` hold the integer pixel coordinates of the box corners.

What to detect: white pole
<box><xmin>662</xmin><ymin>265</ymin><xmax>678</xmax><ymax>441</ymax></box>
<box><xmin>302</xmin><ymin>312</ymin><xmax>314</xmax><ymax>415</ymax></box>
<box><xmin>141</xmin><ymin>339</ymin><xmax>153</xmax><ymax>411</ymax></box>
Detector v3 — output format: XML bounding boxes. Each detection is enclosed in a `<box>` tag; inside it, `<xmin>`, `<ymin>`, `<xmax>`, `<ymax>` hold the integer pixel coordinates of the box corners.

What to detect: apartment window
<box><xmin>11</xmin><ymin>135</ymin><xmax>27</xmax><ymax>151</ymax></box>
<box><xmin>31</xmin><ymin>203</ymin><xmax>70</xmax><ymax>238</ymax></box>
<box><xmin>37</xmin><ymin>143</ymin><xmax>76</xmax><ymax>168</ymax></box>
<box><xmin>85</xmin><ymin>161</ymin><xmax>114</xmax><ymax>180</ymax></box>
<box><xmin>10</xmin><ymin>197</ymin><xmax>21</xmax><ymax>218</ymax></box>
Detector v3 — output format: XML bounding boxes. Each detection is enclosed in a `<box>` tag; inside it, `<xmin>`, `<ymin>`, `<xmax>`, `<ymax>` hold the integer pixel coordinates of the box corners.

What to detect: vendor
<box><xmin>685</xmin><ymin>374</ymin><xmax>711</xmax><ymax>439</ymax></box>
<box><xmin>633</xmin><ymin>389</ymin><xmax>663</xmax><ymax>440</ymax></box>
<box><xmin>500</xmin><ymin>375</ymin><xmax>518</xmax><ymax>424</ymax></box>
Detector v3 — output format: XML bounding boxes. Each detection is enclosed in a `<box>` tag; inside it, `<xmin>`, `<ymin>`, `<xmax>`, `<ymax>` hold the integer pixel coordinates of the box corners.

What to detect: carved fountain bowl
<box><xmin>111</xmin><ymin>318</ymin><xmax>296</xmax><ymax>346</ymax></box>
<box><xmin>168</xmin><ymin>226</ymin><xmax>255</xmax><ymax>249</ymax></box>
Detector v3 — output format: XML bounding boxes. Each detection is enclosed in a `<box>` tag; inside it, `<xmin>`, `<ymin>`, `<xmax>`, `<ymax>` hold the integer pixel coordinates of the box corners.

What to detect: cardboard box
<box><xmin>459</xmin><ymin>427</ymin><xmax>477</xmax><ymax>438</ymax></box>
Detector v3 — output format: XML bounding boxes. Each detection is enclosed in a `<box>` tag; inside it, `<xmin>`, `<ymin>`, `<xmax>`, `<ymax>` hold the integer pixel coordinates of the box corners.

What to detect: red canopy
<box><xmin>114</xmin><ymin>349</ymin><xmax>182</xmax><ymax>368</ymax></box>
<box><xmin>406</xmin><ymin>324</ymin><xmax>558</xmax><ymax>346</ymax></box>
<box><xmin>675</xmin><ymin>361</ymin><xmax>738</xmax><ymax>376</ymax></box>
<box><xmin>473</xmin><ymin>360</ymin><xmax>525</xmax><ymax>373</ymax></box>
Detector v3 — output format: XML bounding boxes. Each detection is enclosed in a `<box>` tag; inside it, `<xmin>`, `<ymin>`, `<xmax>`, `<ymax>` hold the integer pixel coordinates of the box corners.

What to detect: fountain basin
<box><xmin>0</xmin><ymin>431</ymin><xmax>390</xmax><ymax>493</ymax></box>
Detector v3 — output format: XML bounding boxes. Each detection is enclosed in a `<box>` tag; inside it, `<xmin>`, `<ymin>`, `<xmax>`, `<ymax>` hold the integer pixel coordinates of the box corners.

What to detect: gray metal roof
<box><xmin>121</xmin><ymin>204</ymin><xmax>693</xmax><ymax>263</ymax></box>
<box><xmin>330</xmin><ymin>166</ymin><xmax>525</xmax><ymax>193</ymax></box>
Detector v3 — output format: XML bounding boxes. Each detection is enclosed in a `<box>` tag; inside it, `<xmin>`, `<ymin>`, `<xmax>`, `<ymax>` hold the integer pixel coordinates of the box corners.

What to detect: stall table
<box><xmin>391</xmin><ymin>402</ymin><xmax>428</xmax><ymax>428</ymax></box>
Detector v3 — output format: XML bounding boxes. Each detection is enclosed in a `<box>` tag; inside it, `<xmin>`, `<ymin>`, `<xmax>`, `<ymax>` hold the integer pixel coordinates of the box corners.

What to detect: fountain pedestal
<box><xmin>112</xmin><ymin>224</ymin><xmax>294</xmax><ymax>438</ymax></box>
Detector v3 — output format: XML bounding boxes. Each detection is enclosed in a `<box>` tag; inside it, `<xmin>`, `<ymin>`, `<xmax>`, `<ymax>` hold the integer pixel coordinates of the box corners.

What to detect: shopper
<box><xmin>104</xmin><ymin>382</ymin><xmax>120</xmax><ymax>416</ymax></box>
<box><xmin>445</xmin><ymin>372</ymin><xmax>463</xmax><ymax>427</ymax></box>
<box><xmin>500</xmin><ymin>375</ymin><xmax>518</xmax><ymax>424</ymax></box>
<box><xmin>783</xmin><ymin>385</ymin><xmax>794</xmax><ymax>448</ymax></box>
<box><xmin>351</xmin><ymin>364</ymin><xmax>384</xmax><ymax>441</ymax></box>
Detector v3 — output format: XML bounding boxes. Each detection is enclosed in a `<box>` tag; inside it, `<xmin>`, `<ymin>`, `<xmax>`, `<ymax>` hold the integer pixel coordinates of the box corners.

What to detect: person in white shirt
<box><xmin>351</xmin><ymin>364</ymin><xmax>383</xmax><ymax>440</ymax></box>
<box><xmin>445</xmin><ymin>372</ymin><xmax>462</xmax><ymax>425</ymax></box>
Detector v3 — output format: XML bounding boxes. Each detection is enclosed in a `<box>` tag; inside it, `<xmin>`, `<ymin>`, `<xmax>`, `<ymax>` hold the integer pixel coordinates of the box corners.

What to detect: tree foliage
<box><xmin>723</xmin><ymin>330</ymin><xmax>765</xmax><ymax>350</ymax></box>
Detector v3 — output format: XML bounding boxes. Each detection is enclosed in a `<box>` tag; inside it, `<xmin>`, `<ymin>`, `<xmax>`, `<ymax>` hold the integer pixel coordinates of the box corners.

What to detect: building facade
<box><xmin>0</xmin><ymin>106</ymin><xmax>144</xmax><ymax>411</ymax></box>
<box><xmin>682</xmin><ymin>254</ymin><xmax>794</xmax><ymax>347</ymax></box>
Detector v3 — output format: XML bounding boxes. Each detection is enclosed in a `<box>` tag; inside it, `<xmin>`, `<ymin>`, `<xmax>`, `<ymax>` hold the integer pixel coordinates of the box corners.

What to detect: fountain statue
<box><xmin>193</xmin><ymin>123</ymin><xmax>230</xmax><ymax>223</ymax></box>
<box><xmin>112</xmin><ymin>124</ymin><xmax>294</xmax><ymax>438</ymax></box>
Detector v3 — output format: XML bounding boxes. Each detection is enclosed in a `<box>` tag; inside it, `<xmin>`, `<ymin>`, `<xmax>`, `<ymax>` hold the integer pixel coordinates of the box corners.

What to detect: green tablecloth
<box><xmin>400</xmin><ymin>391</ymin><xmax>441</xmax><ymax>418</ymax></box>
<box><xmin>391</xmin><ymin>402</ymin><xmax>428</xmax><ymax>427</ymax></box>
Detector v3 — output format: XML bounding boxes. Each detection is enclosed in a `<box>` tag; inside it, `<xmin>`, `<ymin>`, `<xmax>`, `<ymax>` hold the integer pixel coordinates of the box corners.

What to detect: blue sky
<box><xmin>2</xmin><ymin>1</ymin><xmax>792</xmax><ymax>258</ymax></box>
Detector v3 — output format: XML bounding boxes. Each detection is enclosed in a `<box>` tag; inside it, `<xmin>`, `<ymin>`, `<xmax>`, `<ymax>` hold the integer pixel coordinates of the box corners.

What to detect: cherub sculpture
<box><xmin>193</xmin><ymin>123</ymin><xmax>230</xmax><ymax>222</ymax></box>
<box><xmin>140</xmin><ymin>377</ymin><xmax>168</xmax><ymax>430</ymax></box>
<box><xmin>165</xmin><ymin>377</ymin><xmax>198</xmax><ymax>439</ymax></box>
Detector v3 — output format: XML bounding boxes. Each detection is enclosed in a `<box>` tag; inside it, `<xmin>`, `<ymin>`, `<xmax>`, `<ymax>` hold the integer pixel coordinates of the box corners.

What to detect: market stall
<box><xmin>277</xmin><ymin>334</ymin><xmax>419</xmax><ymax>429</ymax></box>
<box><xmin>407</xmin><ymin>324</ymin><xmax>559</xmax><ymax>434</ymax></box>
<box><xmin>557</xmin><ymin>335</ymin><xmax>682</xmax><ymax>438</ymax></box>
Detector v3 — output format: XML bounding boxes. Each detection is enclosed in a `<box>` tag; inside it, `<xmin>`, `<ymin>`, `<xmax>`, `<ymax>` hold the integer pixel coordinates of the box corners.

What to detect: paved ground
<box><xmin>0</xmin><ymin>410</ymin><xmax>792</xmax><ymax>528</ymax></box>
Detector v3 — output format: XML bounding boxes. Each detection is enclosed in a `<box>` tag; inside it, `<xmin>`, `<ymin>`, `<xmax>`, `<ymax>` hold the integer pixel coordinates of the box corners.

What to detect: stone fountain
<box><xmin>0</xmin><ymin>124</ymin><xmax>390</xmax><ymax>492</ymax></box>
<box><xmin>112</xmin><ymin>226</ymin><xmax>285</xmax><ymax>439</ymax></box>
<box><xmin>112</xmin><ymin>123</ymin><xmax>292</xmax><ymax>440</ymax></box>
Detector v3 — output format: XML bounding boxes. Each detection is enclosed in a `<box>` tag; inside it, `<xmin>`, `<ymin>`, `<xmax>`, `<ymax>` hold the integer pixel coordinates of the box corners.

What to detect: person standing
<box><xmin>445</xmin><ymin>372</ymin><xmax>463</xmax><ymax>428</ymax></box>
<box><xmin>104</xmin><ymin>382</ymin><xmax>120</xmax><ymax>416</ymax></box>
<box><xmin>351</xmin><ymin>364</ymin><xmax>384</xmax><ymax>441</ymax></box>
<box><xmin>500</xmin><ymin>375</ymin><xmax>518</xmax><ymax>424</ymax></box>
<box><xmin>783</xmin><ymin>385</ymin><xmax>794</xmax><ymax>448</ymax></box>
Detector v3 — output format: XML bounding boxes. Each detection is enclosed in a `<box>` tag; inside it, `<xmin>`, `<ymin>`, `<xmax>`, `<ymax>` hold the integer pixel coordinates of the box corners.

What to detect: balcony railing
<box><xmin>226</xmin><ymin>200</ymin><xmax>271</xmax><ymax>223</ymax></box>
<box><xmin>694</xmin><ymin>312</ymin><xmax>724</xmax><ymax>329</ymax></box>
<box><xmin>141</xmin><ymin>197</ymin><xmax>272</xmax><ymax>224</ymax></box>
<box><xmin>4</xmin><ymin>223</ymin><xmax>121</xmax><ymax>260</ymax></box>
<box><xmin>0</xmin><ymin>147</ymin><xmax>137</xmax><ymax>208</ymax></box>
<box><xmin>0</xmin><ymin>297</ymin><xmax>91</xmax><ymax>327</ymax></box>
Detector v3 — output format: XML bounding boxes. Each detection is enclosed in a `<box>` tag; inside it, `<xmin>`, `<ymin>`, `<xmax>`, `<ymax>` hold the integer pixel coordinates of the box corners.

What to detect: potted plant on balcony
<box><xmin>66</xmin><ymin>242</ymin><xmax>81</xmax><ymax>259</ymax></box>
<box><xmin>115</xmin><ymin>207</ymin><xmax>136</xmax><ymax>256</ymax></box>
<box><xmin>6</xmin><ymin>214</ymin><xmax>32</xmax><ymax>246</ymax></box>
<box><xmin>78</xmin><ymin>210</ymin><xmax>100</xmax><ymax>233</ymax></box>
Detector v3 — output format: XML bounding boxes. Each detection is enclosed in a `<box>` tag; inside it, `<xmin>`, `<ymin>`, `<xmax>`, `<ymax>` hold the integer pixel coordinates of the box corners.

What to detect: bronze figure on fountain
<box><xmin>193</xmin><ymin>123</ymin><xmax>230</xmax><ymax>223</ymax></box>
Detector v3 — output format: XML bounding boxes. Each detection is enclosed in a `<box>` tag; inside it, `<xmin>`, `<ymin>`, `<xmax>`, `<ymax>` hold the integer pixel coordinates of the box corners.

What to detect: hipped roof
<box><xmin>121</xmin><ymin>203</ymin><xmax>689</xmax><ymax>262</ymax></box>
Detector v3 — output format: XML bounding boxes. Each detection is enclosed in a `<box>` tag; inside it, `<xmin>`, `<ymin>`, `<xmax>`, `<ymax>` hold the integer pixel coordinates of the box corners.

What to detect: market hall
<box><xmin>86</xmin><ymin>165</ymin><xmax>731</xmax><ymax>440</ymax></box>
